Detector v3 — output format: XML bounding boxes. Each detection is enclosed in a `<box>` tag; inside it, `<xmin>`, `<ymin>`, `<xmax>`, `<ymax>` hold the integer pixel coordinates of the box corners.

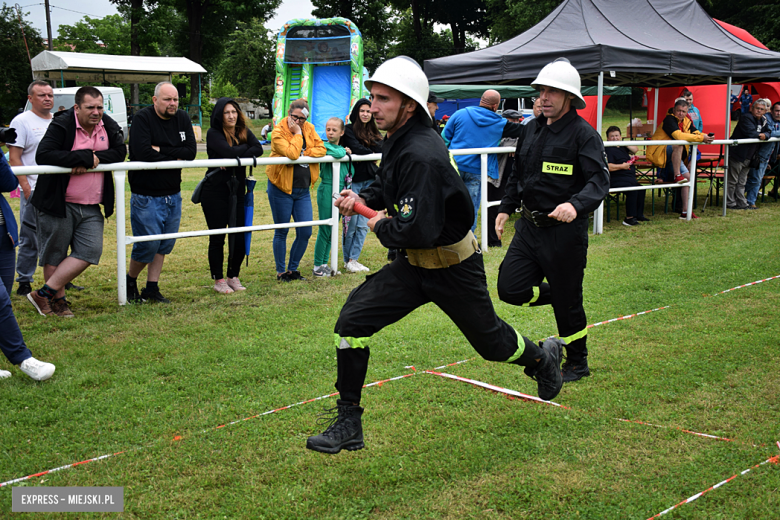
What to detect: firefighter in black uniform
<box><xmin>495</xmin><ymin>58</ymin><xmax>610</xmax><ymax>384</ymax></box>
<box><xmin>306</xmin><ymin>56</ymin><xmax>566</xmax><ymax>454</ymax></box>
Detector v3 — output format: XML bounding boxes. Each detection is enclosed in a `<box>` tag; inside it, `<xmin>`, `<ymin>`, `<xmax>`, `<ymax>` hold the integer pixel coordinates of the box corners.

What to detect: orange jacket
<box><xmin>266</xmin><ymin>117</ymin><xmax>326</xmax><ymax>194</ymax></box>
<box><xmin>646</xmin><ymin>109</ymin><xmax>705</xmax><ymax>168</ymax></box>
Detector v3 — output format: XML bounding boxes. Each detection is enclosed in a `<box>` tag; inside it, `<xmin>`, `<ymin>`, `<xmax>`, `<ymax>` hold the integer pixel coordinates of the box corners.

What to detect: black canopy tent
<box><xmin>424</xmin><ymin>0</ymin><xmax>780</xmax><ymax>229</ymax></box>
<box><xmin>424</xmin><ymin>0</ymin><xmax>780</xmax><ymax>88</ymax></box>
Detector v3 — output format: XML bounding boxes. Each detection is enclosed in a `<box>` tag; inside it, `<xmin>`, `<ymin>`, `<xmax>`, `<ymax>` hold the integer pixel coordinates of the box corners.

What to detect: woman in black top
<box><xmin>203</xmin><ymin>98</ymin><xmax>264</xmax><ymax>293</ymax></box>
<box><xmin>340</xmin><ymin>99</ymin><xmax>382</xmax><ymax>272</ymax></box>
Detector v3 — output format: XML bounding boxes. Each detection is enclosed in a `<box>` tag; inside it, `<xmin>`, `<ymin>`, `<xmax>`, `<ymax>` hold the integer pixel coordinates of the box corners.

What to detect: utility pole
<box><xmin>44</xmin><ymin>0</ymin><xmax>53</xmax><ymax>50</ymax></box>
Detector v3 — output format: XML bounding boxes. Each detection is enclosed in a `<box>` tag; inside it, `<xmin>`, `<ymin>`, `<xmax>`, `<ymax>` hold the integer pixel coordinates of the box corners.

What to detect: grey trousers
<box><xmin>726</xmin><ymin>157</ymin><xmax>750</xmax><ymax>208</ymax></box>
<box><xmin>15</xmin><ymin>190</ymin><xmax>38</xmax><ymax>283</ymax></box>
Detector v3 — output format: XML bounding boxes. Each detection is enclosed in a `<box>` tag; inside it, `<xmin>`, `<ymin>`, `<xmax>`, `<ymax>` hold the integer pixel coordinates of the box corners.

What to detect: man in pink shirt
<box><xmin>28</xmin><ymin>86</ymin><xmax>126</xmax><ymax>317</ymax></box>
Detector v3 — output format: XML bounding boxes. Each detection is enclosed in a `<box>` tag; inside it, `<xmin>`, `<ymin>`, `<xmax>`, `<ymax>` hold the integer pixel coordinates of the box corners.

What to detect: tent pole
<box><xmin>722</xmin><ymin>76</ymin><xmax>731</xmax><ymax>217</ymax></box>
<box><xmin>594</xmin><ymin>71</ymin><xmax>604</xmax><ymax>235</ymax></box>
<box><xmin>653</xmin><ymin>87</ymin><xmax>659</xmax><ymax>132</ymax></box>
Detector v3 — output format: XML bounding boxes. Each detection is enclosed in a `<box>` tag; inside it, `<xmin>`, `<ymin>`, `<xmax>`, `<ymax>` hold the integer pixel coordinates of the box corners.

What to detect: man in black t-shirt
<box><xmin>125</xmin><ymin>82</ymin><xmax>197</xmax><ymax>303</ymax></box>
<box><xmin>605</xmin><ymin>126</ymin><xmax>647</xmax><ymax>226</ymax></box>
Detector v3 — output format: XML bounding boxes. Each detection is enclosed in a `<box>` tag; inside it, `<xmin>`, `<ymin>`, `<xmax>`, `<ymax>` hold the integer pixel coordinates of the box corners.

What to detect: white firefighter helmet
<box><xmin>531</xmin><ymin>58</ymin><xmax>587</xmax><ymax>109</ymax></box>
<box><xmin>365</xmin><ymin>56</ymin><xmax>431</xmax><ymax>121</ymax></box>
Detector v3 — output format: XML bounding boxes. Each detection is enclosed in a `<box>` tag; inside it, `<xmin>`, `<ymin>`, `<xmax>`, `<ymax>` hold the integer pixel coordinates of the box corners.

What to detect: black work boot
<box><xmin>561</xmin><ymin>359</ymin><xmax>590</xmax><ymax>382</ymax></box>
<box><xmin>525</xmin><ymin>339</ymin><xmax>564</xmax><ymax>401</ymax></box>
<box><xmin>306</xmin><ymin>400</ymin><xmax>364</xmax><ymax>454</ymax></box>
<box><xmin>127</xmin><ymin>278</ymin><xmax>143</xmax><ymax>303</ymax></box>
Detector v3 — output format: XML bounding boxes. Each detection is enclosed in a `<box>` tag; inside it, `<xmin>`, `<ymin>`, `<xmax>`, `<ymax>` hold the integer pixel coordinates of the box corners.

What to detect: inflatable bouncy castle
<box><xmin>272</xmin><ymin>17</ymin><xmax>367</xmax><ymax>138</ymax></box>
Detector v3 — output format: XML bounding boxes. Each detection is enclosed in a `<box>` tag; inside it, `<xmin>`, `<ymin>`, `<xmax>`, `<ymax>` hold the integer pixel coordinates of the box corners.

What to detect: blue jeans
<box><xmin>745</xmin><ymin>144</ymin><xmax>774</xmax><ymax>205</ymax></box>
<box><xmin>130</xmin><ymin>193</ymin><xmax>182</xmax><ymax>263</ymax></box>
<box><xmin>267</xmin><ymin>181</ymin><xmax>312</xmax><ymax>273</ymax></box>
<box><xmin>342</xmin><ymin>179</ymin><xmax>371</xmax><ymax>263</ymax></box>
<box><xmin>460</xmin><ymin>171</ymin><xmax>480</xmax><ymax>233</ymax></box>
<box><xmin>657</xmin><ymin>145</ymin><xmax>689</xmax><ymax>182</ymax></box>
<box><xmin>0</xmin><ymin>226</ymin><xmax>31</xmax><ymax>366</ymax></box>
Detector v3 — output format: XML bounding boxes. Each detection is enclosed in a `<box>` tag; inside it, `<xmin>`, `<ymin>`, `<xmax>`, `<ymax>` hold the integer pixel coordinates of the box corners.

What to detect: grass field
<box><xmin>2</xmin><ymin>154</ymin><xmax>779</xmax><ymax>519</ymax></box>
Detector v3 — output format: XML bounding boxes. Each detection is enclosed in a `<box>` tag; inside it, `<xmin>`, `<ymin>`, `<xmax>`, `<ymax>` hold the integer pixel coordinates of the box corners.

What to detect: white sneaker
<box><xmin>346</xmin><ymin>259</ymin><xmax>370</xmax><ymax>273</ymax></box>
<box><xmin>0</xmin><ymin>369</ymin><xmax>11</xmax><ymax>379</ymax></box>
<box><xmin>19</xmin><ymin>357</ymin><xmax>55</xmax><ymax>381</ymax></box>
<box><xmin>312</xmin><ymin>265</ymin><xmax>328</xmax><ymax>277</ymax></box>
<box><xmin>353</xmin><ymin>260</ymin><xmax>370</xmax><ymax>272</ymax></box>
<box><xmin>213</xmin><ymin>279</ymin><xmax>234</xmax><ymax>294</ymax></box>
<box><xmin>226</xmin><ymin>277</ymin><xmax>246</xmax><ymax>291</ymax></box>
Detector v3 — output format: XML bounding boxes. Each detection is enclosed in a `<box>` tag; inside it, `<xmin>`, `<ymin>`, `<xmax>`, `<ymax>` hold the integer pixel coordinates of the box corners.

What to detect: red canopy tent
<box><xmin>644</xmin><ymin>19</ymin><xmax>779</xmax><ymax>154</ymax></box>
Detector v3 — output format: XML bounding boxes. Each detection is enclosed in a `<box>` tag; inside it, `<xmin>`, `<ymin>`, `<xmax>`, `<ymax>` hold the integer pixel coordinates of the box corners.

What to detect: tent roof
<box><xmin>430</xmin><ymin>84</ymin><xmax>630</xmax><ymax>99</ymax></box>
<box><xmin>31</xmin><ymin>51</ymin><xmax>207</xmax><ymax>83</ymax></box>
<box><xmin>424</xmin><ymin>0</ymin><xmax>780</xmax><ymax>88</ymax></box>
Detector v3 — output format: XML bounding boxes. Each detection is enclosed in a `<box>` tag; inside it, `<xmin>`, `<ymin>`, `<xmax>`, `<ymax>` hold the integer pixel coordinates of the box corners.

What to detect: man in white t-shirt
<box><xmin>8</xmin><ymin>80</ymin><xmax>54</xmax><ymax>296</ymax></box>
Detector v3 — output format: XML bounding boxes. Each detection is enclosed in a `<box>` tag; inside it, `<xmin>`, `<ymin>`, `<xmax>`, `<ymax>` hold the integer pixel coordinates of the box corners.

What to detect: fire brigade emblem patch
<box><xmin>399</xmin><ymin>197</ymin><xmax>414</xmax><ymax>219</ymax></box>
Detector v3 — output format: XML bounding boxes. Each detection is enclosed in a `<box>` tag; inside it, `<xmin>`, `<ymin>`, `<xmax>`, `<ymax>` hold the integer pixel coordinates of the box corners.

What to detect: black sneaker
<box><xmin>277</xmin><ymin>272</ymin><xmax>292</xmax><ymax>282</ymax></box>
<box><xmin>636</xmin><ymin>216</ymin><xmax>650</xmax><ymax>222</ymax></box>
<box><xmin>289</xmin><ymin>270</ymin><xmax>306</xmax><ymax>281</ymax></box>
<box><xmin>526</xmin><ymin>339</ymin><xmax>564</xmax><ymax>401</ymax></box>
<box><xmin>622</xmin><ymin>217</ymin><xmax>639</xmax><ymax>227</ymax></box>
<box><xmin>561</xmin><ymin>360</ymin><xmax>590</xmax><ymax>382</ymax></box>
<box><xmin>65</xmin><ymin>282</ymin><xmax>85</xmax><ymax>290</ymax></box>
<box><xmin>16</xmin><ymin>282</ymin><xmax>32</xmax><ymax>296</ymax></box>
<box><xmin>127</xmin><ymin>279</ymin><xmax>143</xmax><ymax>303</ymax></box>
<box><xmin>140</xmin><ymin>287</ymin><xmax>171</xmax><ymax>304</ymax></box>
<box><xmin>306</xmin><ymin>400</ymin><xmax>365</xmax><ymax>454</ymax></box>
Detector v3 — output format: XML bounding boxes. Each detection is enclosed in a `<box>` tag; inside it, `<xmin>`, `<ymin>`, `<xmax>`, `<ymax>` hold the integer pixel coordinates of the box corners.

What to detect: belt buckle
<box><xmin>531</xmin><ymin>210</ymin><xmax>544</xmax><ymax>227</ymax></box>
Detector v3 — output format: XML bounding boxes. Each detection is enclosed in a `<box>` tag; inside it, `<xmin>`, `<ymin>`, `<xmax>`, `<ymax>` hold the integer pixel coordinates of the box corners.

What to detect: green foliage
<box><xmin>54</xmin><ymin>14</ymin><xmax>131</xmax><ymax>54</ymax></box>
<box><xmin>211</xmin><ymin>79</ymin><xmax>239</xmax><ymax>99</ymax></box>
<box><xmin>311</xmin><ymin>0</ymin><xmax>395</xmax><ymax>73</ymax></box>
<box><xmin>0</xmin><ymin>3</ymin><xmax>43</xmax><ymax>122</ymax></box>
<box><xmin>697</xmin><ymin>0</ymin><xmax>780</xmax><ymax>51</ymax></box>
<box><xmin>389</xmin><ymin>9</ymin><xmax>474</xmax><ymax>64</ymax></box>
<box><xmin>215</xmin><ymin>18</ymin><xmax>276</xmax><ymax>105</ymax></box>
<box><xmin>486</xmin><ymin>0</ymin><xmax>559</xmax><ymax>43</ymax></box>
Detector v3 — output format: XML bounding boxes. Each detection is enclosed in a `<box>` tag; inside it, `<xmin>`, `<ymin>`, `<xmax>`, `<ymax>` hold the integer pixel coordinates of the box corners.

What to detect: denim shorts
<box><xmin>37</xmin><ymin>203</ymin><xmax>104</xmax><ymax>266</ymax></box>
<box><xmin>130</xmin><ymin>192</ymin><xmax>182</xmax><ymax>263</ymax></box>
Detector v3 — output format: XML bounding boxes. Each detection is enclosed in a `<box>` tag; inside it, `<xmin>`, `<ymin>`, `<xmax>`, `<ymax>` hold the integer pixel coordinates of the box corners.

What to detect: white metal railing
<box><xmin>10</xmin><ymin>137</ymin><xmax>778</xmax><ymax>304</ymax></box>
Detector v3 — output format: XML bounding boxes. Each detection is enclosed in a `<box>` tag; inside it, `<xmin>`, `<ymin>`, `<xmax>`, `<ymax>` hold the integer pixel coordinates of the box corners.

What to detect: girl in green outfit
<box><xmin>313</xmin><ymin>117</ymin><xmax>354</xmax><ymax>277</ymax></box>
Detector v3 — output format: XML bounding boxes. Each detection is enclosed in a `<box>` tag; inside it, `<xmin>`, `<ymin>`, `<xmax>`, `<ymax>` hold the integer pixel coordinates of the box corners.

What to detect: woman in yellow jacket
<box><xmin>266</xmin><ymin>99</ymin><xmax>326</xmax><ymax>281</ymax></box>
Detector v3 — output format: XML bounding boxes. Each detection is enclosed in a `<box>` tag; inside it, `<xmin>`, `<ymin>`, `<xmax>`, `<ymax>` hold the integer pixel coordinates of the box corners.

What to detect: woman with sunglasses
<box><xmin>266</xmin><ymin>99</ymin><xmax>326</xmax><ymax>281</ymax></box>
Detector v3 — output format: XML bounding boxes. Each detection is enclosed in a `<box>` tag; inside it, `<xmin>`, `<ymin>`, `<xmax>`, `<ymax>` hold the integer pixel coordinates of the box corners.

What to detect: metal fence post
<box><xmin>114</xmin><ymin>170</ymin><xmax>128</xmax><ymax>305</ymax></box>
<box><xmin>331</xmin><ymin>162</ymin><xmax>340</xmax><ymax>273</ymax></box>
<box><xmin>687</xmin><ymin>144</ymin><xmax>698</xmax><ymax>220</ymax></box>
<box><xmin>480</xmin><ymin>153</ymin><xmax>488</xmax><ymax>251</ymax></box>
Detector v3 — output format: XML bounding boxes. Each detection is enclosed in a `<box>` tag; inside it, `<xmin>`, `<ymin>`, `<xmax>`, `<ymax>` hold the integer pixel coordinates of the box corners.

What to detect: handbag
<box><xmin>191</xmin><ymin>168</ymin><xmax>221</xmax><ymax>204</ymax></box>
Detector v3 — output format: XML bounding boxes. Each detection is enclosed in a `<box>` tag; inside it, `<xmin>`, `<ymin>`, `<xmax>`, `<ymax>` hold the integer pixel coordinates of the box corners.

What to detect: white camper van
<box><xmin>25</xmin><ymin>86</ymin><xmax>128</xmax><ymax>141</ymax></box>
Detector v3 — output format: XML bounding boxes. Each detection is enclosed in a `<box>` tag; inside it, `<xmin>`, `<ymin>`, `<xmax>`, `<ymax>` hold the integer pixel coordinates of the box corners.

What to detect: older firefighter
<box><xmin>306</xmin><ymin>56</ymin><xmax>565</xmax><ymax>455</ymax></box>
<box><xmin>495</xmin><ymin>58</ymin><xmax>609</xmax><ymax>384</ymax></box>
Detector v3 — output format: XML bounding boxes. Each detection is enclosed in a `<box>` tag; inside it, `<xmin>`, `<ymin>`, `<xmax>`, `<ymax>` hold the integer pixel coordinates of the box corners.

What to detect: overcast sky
<box><xmin>21</xmin><ymin>0</ymin><xmax>314</xmax><ymax>39</ymax></box>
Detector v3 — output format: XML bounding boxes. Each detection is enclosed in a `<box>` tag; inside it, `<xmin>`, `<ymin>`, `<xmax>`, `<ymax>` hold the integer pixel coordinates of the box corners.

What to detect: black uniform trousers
<box><xmin>334</xmin><ymin>253</ymin><xmax>538</xmax><ymax>404</ymax></box>
<box><xmin>200</xmin><ymin>181</ymin><xmax>246</xmax><ymax>280</ymax></box>
<box><xmin>497</xmin><ymin>217</ymin><xmax>589</xmax><ymax>362</ymax></box>
<box><xmin>486</xmin><ymin>169</ymin><xmax>510</xmax><ymax>247</ymax></box>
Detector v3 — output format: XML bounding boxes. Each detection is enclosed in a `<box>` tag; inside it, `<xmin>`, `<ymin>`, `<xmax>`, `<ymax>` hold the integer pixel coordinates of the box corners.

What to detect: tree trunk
<box><xmin>411</xmin><ymin>0</ymin><xmax>422</xmax><ymax>45</ymax></box>
<box><xmin>130</xmin><ymin>0</ymin><xmax>142</xmax><ymax>112</ymax></box>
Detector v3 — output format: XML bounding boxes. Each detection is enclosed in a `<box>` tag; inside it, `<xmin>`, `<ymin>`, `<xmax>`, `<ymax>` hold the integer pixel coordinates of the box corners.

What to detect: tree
<box><xmin>54</xmin><ymin>15</ymin><xmax>133</xmax><ymax>54</ymax></box>
<box><xmin>432</xmin><ymin>1</ymin><xmax>489</xmax><ymax>54</ymax></box>
<box><xmin>311</xmin><ymin>0</ymin><xmax>395</xmax><ymax>72</ymax></box>
<box><xmin>215</xmin><ymin>18</ymin><xmax>276</xmax><ymax>112</ymax></box>
<box><xmin>388</xmin><ymin>8</ymin><xmax>474</xmax><ymax>64</ymax></box>
<box><xmin>696</xmin><ymin>0</ymin><xmax>780</xmax><ymax>51</ymax></box>
<box><xmin>485</xmin><ymin>0</ymin><xmax>558</xmax><ymax>43</ymax></box>
<box><xmin>162</xmin><ymin>0</ymin><xmax>281</xmax><ymax>108</ymax></box>
<box><xmin>110</xmin><ymin>0</ymin><xmax>170</xmax><ymax>107</ymax></box>
<box><xmin>0</xmin><ymin>4</ymin><xmax>44</xmax><ymax>123</ymax></box>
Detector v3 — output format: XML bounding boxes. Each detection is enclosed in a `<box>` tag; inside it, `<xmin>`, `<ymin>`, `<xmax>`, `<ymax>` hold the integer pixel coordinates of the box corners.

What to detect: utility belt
<box><xmin>405</xmin><ymin>231</ymin><xmax>480</xmax><ymax>269</ymax></box>
<box><xmin>522</xmin><ymin>204</ymin><xmax>564</xmax><ymax>228</ymax></box>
